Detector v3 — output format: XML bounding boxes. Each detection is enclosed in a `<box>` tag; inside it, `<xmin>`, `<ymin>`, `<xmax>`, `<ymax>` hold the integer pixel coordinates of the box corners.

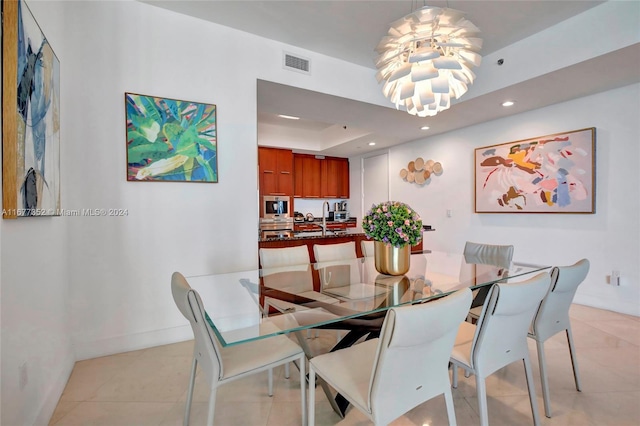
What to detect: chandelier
<box><xmin>375</xmin><ymin>5</ymin><xmax>482</xmax><ymax>117</ymax></box>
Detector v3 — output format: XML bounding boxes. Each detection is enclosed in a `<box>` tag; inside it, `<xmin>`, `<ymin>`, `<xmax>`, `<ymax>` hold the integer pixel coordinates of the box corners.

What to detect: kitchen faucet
<box><xmin>322</xmin><ymin>200</ymin><xmax>329</xmax><ymax>237</ymax></box>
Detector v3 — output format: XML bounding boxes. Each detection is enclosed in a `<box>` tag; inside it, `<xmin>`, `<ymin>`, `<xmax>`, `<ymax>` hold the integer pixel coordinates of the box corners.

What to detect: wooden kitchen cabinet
<box><xmin>293</xmin><ymin>154</ymin><xmax>349</xmax><ymax>199</ymax></box>
<box><xmin>293</xmin><ymin>155</ymin><xmax>304</xmax><ymax>197</ymax></box>
<box><xmin>294</xmin><ymin>222</ymin><xmax>322</xmax><ymax>232</ymax></box>
<box><xmin>293</xmin><ymin>154</ymin><xmax>322</xmax><ymax>198</ymax></box>
<box><xmin>259</xmin><ymin>147</ymin><xmax>293</xmax><ymax>196</ymax></box>
<box><xmin>322</xmin><ymin>157</ymin><xmax>349</xmax><ymax>199</ymax></box>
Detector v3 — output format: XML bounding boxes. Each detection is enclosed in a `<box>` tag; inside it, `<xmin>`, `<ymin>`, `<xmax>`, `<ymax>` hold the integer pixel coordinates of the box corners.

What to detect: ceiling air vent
<box><xmin>283</xmin><ymin>52</ymin><xmax>311</xmax><ymax>75</ymax></box>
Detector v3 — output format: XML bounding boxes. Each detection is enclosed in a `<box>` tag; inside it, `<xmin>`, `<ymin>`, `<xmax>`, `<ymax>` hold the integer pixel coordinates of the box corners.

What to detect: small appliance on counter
<box><xmin>293</xmin><ymin>211</ymin><xmax>305</xmax><ymax>222</ymax></box>
<box><xmin>305</xmin><ymin>213</ymin><xmax>314</xmax><ymax>222</ymax></box>
<box><xmin>334</xmin><ymin>211</ymin><xmax>349</xmax><ymax>221</ymax></box>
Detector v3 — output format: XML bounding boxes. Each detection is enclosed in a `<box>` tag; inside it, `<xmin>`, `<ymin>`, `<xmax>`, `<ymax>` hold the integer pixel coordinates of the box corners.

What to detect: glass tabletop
<box><xmin>187</xmin><ymin>251</ymin><xmax>550</xmax><ymax>347</ymax></box>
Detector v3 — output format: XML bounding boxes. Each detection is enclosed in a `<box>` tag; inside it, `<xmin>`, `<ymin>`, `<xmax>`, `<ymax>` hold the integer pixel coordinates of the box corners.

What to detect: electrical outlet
<box><xmin>612</xmin><ymin>270</ymin><xmax>621</xmax><ymax>286</ymax></box>
<box><xmin>446</xmin><ymin>209</ymin><xmax>452</xmax><ymax>218</ymax></box>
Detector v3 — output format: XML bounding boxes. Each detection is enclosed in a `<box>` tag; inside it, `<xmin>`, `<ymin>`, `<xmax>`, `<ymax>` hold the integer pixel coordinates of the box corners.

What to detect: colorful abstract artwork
<box><xmin>125</xmin><ymin>93</ymin><xmax>218</xmax><ymax>182</ymax></box>
<box><xmin>475</xmin><ymin>128</ymin><xmax>595</xmax><ymax>213</ymax></box>
<box><xmin>2</xmin><ymin>0</ymin><xmax>61</xmax><ymax>218</ymax></box>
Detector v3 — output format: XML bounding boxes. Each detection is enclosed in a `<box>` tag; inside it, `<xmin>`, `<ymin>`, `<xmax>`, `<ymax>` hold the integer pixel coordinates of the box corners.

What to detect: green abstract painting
<box><xmin>125</xmin><ymin>93</ymin><xmax>218</xmax><ymax>182</ymax></box>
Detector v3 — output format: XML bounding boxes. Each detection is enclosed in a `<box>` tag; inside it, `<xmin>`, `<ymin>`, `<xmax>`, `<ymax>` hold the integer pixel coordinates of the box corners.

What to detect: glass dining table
<box><xmin>186</xmin><ymin>250</ymin><xmax>550</xmax><ymax>417</ymax></box>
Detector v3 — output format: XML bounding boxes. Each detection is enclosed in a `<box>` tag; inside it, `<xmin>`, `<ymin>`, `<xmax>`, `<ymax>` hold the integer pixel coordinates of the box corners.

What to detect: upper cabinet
<box><xmin>293</xmin><ymin>154</ymin><xmax>322</xmax><ymax>198</ymax></box>
<box><xmin>294</xmin><ymin>154</ymin><xmax>349</xmax><ymax>199</ymax></box>
<box><xmin>259</xmin><ymin>147</ymin><xmax>293</xmax><ymax>196</ymax></box>
<box><xmin>322</xmin><ymin>157</ymin><xmax>349</xmax><ymax>199</ymax></box>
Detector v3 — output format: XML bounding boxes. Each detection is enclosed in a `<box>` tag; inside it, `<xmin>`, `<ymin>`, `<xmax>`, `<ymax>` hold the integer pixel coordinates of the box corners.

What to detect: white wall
<box><xmin>1</xmin><ymin>1</ymin><xmax>638</xmax><ymax>424</ymax></box>
<box><xmin>1</xmin><ymin>3</ymin><xmax>74</xmax><ymax>426</ymax></box>
<box><xmin>351</xmin><ymin>84</ymin><xmax>640</xmax><ymax>316</ymax></box>
<box><xmin>1</xmin><ymin>1</ymin><xmax>385</xmax><ymax>424</ymax></box>
<box><xmin>58</xmin><ymin>0</ymin><xmax>383</xmax><ymax>361</ymax></box>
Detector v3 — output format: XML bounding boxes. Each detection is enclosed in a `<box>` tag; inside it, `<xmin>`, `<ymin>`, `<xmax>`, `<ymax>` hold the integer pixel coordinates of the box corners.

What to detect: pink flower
<box><xmin>387</xmin><ymin>221</ymin><xmax>394</xmax><ymax>226</ymax></box>
<box><xmin>404</xmin><ymin>219</ymin><xmax>410</xmax><ymax>225</ymax></box>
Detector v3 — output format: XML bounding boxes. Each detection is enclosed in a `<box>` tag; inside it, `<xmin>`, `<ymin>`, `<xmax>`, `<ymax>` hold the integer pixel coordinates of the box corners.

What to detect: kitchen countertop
<box><xmin>259</xmin><ymin>228</ymin><xmax>364</xmax><ymax>242</ymax></box>
<box><xmin>260</xmin><ymin>219</ymin><xmax>435</xmax><ymax>242</ymax></box>
<box><xmin>294</xmin><ymin>217</ymin><xmax>357</xmax><ymax>225</ymax></box>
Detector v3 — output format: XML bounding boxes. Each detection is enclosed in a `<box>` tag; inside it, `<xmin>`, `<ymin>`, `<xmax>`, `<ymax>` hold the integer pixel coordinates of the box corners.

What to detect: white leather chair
<box><xmin>313</xmin><ymin>242</ymin><xmax>359</xmax><ymax>289</ymax></box>
<box><xmin>259</xmin><ymin>245</ymin><xmax>337</xmax><ymax>310</ymax></box>
<box><xmin>314</xmin><ymin>241</ymin><xmax>357</xmax><ymax>262</ymax></box>
<box><xmin>260</xmin><ymin>244</ymin><xmax>311</xmax><ymax>269</ymax></box>
<box><xmin>463</xmin><ymin>241</ymin><xmax>514</xmax><ymax>269</ymax></box>
<box><xmin>360</xmin><ymin>239</ymin><xmax>375</xmax><ymax>257</ymax></box>
<box><xmin>529</xmin><ymin>259</ymin><xmax>589</xmax><ymax>418</ymax></box>
<box><xmin>171</xmin><ymin>272</ymin><xmax>306</xmax><ymax>426</ymax></box>
<box><xmin>308</xmin><ymin>288</ymin><xmax>473</xmax><ymax>426</ymax></box>
<box><xmin>260</xmin><ymin>245</ymin><xmax>340</xmax><ymax>342</ymax></box>
<box><xmin>450</xmin><ymin>272</ymin><xmax>550</xmax><ymax>426</ymax></box>
<box><xmin>463</xmin><ymin>241</ymin><xmax>514</xmax><ymax>322</ymax></box>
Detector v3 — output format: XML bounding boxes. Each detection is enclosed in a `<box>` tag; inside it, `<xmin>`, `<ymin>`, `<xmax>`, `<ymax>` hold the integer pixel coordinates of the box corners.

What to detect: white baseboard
<box><xmin>573</xmin><ymin>295</ymin><xmax>640</xmax><ymax>317</ymax></box>
<box><xmin>74</xmin><ymin>325</ymin><xmax>193</xmax><ymax>361</ymax></box>
<box><xmin>34</xmin><ymin>356</ymin><xmax>75</xmax><ymax>426</ymax></box>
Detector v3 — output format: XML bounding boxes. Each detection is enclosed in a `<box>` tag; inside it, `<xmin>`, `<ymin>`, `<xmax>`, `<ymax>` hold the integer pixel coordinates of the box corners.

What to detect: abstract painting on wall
<box><xmin>2</xmin><ymin>0</ymin><xmax>61</xmax><ymax>218</ymax></box>
<box><xmin>125</xmin><ymin>93</ymin><xmax>218</xmax><ymax>182</ymax></box>
<box><xmin>475</xmin><ymin>128</ymin><xmax>595</xmax><ymax>213</ymax></box>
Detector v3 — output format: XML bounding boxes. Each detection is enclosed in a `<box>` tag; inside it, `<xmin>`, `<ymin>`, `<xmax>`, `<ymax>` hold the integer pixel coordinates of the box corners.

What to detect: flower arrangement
<box><xmin>362</xmin><ymin>201</ymin><xmax>423</xmax><ymax>248</ymax></box>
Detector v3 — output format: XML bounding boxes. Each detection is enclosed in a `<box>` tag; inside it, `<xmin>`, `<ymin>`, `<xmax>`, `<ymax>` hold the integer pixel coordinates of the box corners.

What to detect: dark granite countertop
<box><xmin>294</xmin><ymin>217</ymin><xmax>358</xmax><ymax>225</ymax></box>
<box><xmin>259</xmin><ymin>228</ymin><xmax>365</xmax><ymax>243</ymax></box>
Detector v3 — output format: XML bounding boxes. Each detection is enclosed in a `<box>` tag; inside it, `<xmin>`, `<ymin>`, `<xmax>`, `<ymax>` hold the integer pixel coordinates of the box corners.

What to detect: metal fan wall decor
<box><xmin>375</xmin><ymin>5</ymin><xmax>482</xmax><ymax>117</ymax></box>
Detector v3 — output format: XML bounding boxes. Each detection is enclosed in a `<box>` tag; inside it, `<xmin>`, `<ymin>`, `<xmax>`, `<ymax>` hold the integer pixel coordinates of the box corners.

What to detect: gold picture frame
<box><xmin>2</xmin><ymin>0</ymin><xmax>61</xmax><ymax>218</ymax></box>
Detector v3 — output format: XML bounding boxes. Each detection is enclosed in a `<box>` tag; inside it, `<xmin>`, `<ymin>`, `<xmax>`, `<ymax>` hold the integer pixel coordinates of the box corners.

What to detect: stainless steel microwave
<box><xmin>262</xmin><ymin>195</ymin><xmax>291</xmax><ymax>219</ymax></box>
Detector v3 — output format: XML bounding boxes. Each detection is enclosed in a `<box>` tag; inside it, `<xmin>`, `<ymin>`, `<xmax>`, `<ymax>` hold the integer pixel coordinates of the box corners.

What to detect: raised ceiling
<box><xmin>143</xmin><ymin>1</ymin><xmax>639</xmax><ymax>157</ymax></box>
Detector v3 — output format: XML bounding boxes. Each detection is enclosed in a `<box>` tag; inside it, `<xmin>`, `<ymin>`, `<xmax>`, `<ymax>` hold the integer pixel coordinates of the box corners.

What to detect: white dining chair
<box><xmin>361</xmin><ymin>239</ymin><xmax>374</xmax><ymax>257</ymax></box>
<box><xmin>260</xmin><ymin>245</ymin><xmax>338</xmax><ymax>340</ymax></box>
<box><xmin>450</xmin><ymin>272</ymin><xmax>550</xmax><ymax>426</ymax></box>
<box><xmin>314</xmin><ymin>241</ymin><xmax>357</xmax><ymax>262</ymax></box>
<box><xmin>259</xmin><ymin>245</ymin><xmax>338</xmax><ymax>310</ymax></box>
<box><xmin>463</xmin><ymin>241</ymin><xmax>514</xmax><ymax>269</ymax></box>
<box><xmin>308</xmin><ymin>288</ymin><xmax>473</xmax><ymax>426</ymax></box>
<box><xmin>529</xmin><ymin>258</ymin><xmax>590</xmax><ymax>418</ymax></box>
<box><xmin>171</xmin><ymin>272</ymin><xmax>306</xmax><ymax>426</ymax></box>
<box><xmin>463</xmin><ymin>241</ymin><xmax>514</xmax><ymax>322</ymax></box>
<box><xmin>313</xmin><ymin>241</ymin><xmax>360</xmax><ymax>288</ymax></box>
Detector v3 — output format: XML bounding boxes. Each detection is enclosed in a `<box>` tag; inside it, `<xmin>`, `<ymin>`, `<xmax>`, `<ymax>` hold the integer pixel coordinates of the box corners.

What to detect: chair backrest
<box><xmin>463</xmin><ymin>241</ymin><xmax>514</xmax><ymax>269</ymax></box>
<box><xmin>361</xmin><ymin>240</ymin><xmax>375</xmax><ymax>257</ymax></box>
<box><xmin>471</xmin><ymin>272</ymin><xmax>550</xmax><ymax>376</ymax></box>
<box><xmin>367</xmin><ymin>288</ymin><xmax>472</xmax><ymax>425</ymax></box>
<box><xmin>314</xmin><ymin>242</ymin><xmax>359</xmax><ymax>287</ymax></box>
<box><xmin>531</xmin><ymin>259</ymin><xmax>589</xmax><ymax>341</ymax></box>
<box><xmin>171</xmin><ymin>272</ymin><xmax>223</xmax><ymax>383</ymax></box>
<box><xmin>259</xmin><ymin>246</ymin><xmax>313</xmax><ymax>292</ymax></box>
<box><xmin>313</xmin><ymin>241</ymin><xmax>357</xmax><ymax>262</ymax></box>
<box><xmin>260</xmin><ymin>245</ymin><xmax>310</xmax><ymax>268</ymax></box>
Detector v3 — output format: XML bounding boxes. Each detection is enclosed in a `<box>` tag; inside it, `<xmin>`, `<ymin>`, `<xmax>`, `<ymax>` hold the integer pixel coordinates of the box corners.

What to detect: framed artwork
<box><xmin>475</xmin><ymin>128</ymin><xmax>595</xmax><ymax>213</ymax></box>
<box><xmin>2</xmin><ymin>0</ymin><xmax>61</xmax><ymax>218</ymax></box>
<box><xmin>125</xmin><ymin>93</ymin><xmax>218</xmax><ymax>182</ymax></box>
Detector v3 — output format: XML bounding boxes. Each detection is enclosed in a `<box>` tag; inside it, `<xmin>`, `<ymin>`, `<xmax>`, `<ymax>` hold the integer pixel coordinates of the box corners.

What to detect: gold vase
<box><xmin>374</xmin><ymin>241</ymin><xmax>410</xmax><ymax>276</ymax></box>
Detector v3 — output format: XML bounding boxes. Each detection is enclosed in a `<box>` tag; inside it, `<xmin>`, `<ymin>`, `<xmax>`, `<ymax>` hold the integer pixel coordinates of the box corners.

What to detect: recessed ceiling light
<box><xmin>502</xmin><ymin>101</ymin><xmax>515</xmax><ymax>107</ymax></box>
<box><xmin>277</xmin><ymin>114</ymin><xmax>300</xmax><ymax>120</ymax></box>
<box><xmin>368</xmin><ymin>142</ymin><xmax>376</xmax><ymax>146</ymax></box>
<box><xmin>421</xmin><ymin>126</ymin><xmax>430</xmax><ymax>130</ymax></box>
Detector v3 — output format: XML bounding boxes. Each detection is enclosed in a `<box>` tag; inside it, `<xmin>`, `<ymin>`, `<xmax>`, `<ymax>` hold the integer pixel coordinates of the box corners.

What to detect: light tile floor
<box><xmin>50</xmin><ymin>304</ymin><xmax>640</xmax><ymax>425</ymax></box>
